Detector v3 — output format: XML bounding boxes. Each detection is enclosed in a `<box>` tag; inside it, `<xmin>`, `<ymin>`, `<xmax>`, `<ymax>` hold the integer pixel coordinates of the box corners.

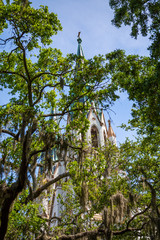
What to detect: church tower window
<box><xmin>91</xmin><ymin>126</ymin><xmax>99</xmax><ymax>148</ymax></box>
<box><xmin>104</xmin><ymin>131</ymin><xmax>107</xmax><ymax>145</ymax></box>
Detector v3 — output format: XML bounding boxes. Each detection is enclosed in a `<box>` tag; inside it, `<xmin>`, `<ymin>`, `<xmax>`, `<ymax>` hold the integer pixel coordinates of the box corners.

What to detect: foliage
<box><xmin>109</xmin><ymin>0</ymin><xmax>160</xmax><ymax>138</ymax></box>
<box><xmin>53</xmin><ymin>142</ymin><xmax>133</xmax><ymax>240</ymax></box>
<box><xmin>108</xmin><ymin>1</ymin><xmax>160</xmax><ymax>239</ymax></box>
<box><xmin>0</xmin><ymin>1</ymin><xmax>119</xmax><ymax>239</ymax></box>
<box><xmin>0</xmin><ymin>0</ymin><xmax>159</xmax><ymax>239</ymax></box>
<box><xmin>106</xmin><ymin>50</ymin><xmax>160</xmax><ymax>136</ymax></box>
<box><xmin>117</xmin><ymin>134</ymin><xmax>160</xmax><ymax>240</ymax></box>
<box><xmin>109</xmin><ymin>0</ymin><xmax>160</xmax><ymax>60</ymax></box>
<box><xmin>6</xmin><ymin>190</ymin><xmax>46</xmax><ymax>240</ymax></box>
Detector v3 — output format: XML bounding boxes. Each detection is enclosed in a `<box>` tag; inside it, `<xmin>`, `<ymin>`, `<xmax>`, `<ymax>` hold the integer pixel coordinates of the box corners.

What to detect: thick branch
<box><xmin>0</xmin><ymin>70</ymin><xmax>27</xmax><ymax>81</ymax></box>
<box><xmin>113</xmin><ymin>222</ymin><xmax>148</xmax><ymax>236</ymax></box>
<box><xmin>31</xmin><ymin>72</ymin><xmax>62</xmax><ymax>82</ymax></box>
<box><xmin>38</xmin><ymin>215</ymin><xmax>61</xmax><ymax>222</ymax></box>
<box><xmin>58</xmin><ymin>220</ymin><xmax>148</xmax><ymax>240</ymax></box>
<box><xmin>127</xmin><ymin>204</ymin><xmax>151</xmax><ymax>229</ymax></box>
<box><xmin>42</xmin><ymin>105</ymin><xmax>90</xmax><ymax>118</ymax></box>
<box><xmin>1</xmin><ymin>129</ymin><xmax>18</xmax><ymax>139</ymax></box>
<box><xmin>29</xmin><ymin>148</ymin><xmax>49</xmax><ymax>160</ymax></box>
<box><xmin>0</xmin><ymin>127</ymin><xmax>32</xmax><ymax>240</ymax></box>
<box><xmin>31</xmin><ymin>69</ymin><xmax>74</xmax><ymax>82</ymax></box>
<box><xmin>26</xmin><ymin>172</ymin><xmax>70</xmax><ymax>202</ymax></box>
<box><xmin>59</xmin><ymin>229</ymin><xmax>100</xmax><ymax>240</ymax></box>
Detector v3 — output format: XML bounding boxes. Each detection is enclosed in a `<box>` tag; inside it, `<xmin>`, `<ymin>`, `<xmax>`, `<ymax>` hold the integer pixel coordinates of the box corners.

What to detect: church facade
<box><xmin>41</xmin><ymin>35</ymin><xmax>116</xmax><ymax>228</ymax></box>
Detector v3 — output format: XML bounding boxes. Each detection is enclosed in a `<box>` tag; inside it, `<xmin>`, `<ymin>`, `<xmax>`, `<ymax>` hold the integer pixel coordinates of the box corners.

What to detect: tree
<box><xmin>1</xmin><ymin>0</ymin><xmax>159</xmax><ymax>239</ymax></box>
<box><xmin>0</xmin><ymin>1</ymin><xmax>119</xmax><ymax>239</ymax></box>
<box><xmin>119</xmin><ymin>136</ymin><xmax>160</xmax><ymax>240</ymax></box>
<box><xmin>109</xmin><ymin>0</ymin><xmax>160</xmax><ymax>60</ymax></box>
<box><xmin>109</xmin><ymin>0</ymin><xmax>160</xmax><ymax>136</ymax></box>
<box><xmin>105</xmin><ymin>50</ymin><xmax>160</xmax><ymax>238</ymax></box>
<box><xmin>105</xmin><ymin>1</ymin><xmax>160</xmax><ymax>239</ymax></box>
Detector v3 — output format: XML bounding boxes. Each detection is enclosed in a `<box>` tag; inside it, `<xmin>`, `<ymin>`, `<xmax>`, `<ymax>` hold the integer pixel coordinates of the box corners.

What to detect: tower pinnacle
<box><xmin>108</xmin><ymin>120</ymin><xmax>116</xmax><ymax>137</ymax></box>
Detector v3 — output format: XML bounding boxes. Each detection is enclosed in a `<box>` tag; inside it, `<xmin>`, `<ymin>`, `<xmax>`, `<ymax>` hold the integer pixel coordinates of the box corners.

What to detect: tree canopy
<box><xmin>0</xmin><ymin>0</ymin><xmax>160</xmax><ymax>240</ymax></box>
<box><xmin>0</xmin><ymin>1</ymin><xmax>118</xmax><ymax>239</ymax></box>
<box><xmin>109</xmin><ymin>0</ymin><xmax>160</xmax><ymax>136</ymax></box>
<box><xmin>108</xmin><ymin>1</ymin><xmax>160</xmax><ymax>239</ymax></box>
<box><xmin>109</xmin><ymin>0</ymin><xmax>160</xmax><ymax>60</ymax></box>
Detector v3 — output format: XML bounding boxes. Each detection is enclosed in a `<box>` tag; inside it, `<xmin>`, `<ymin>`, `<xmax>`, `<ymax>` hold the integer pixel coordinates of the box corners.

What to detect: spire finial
<box><xmin>78</xmin><ymin>32</ymin><xmax>81</xmax><ymax>38</ymax></box>
<box><xmin>77</xmin><ymin>31</ymin><xmax>82</xmax><ymax>44</ymax></box>
<box><xmin>77</xmin><ymin>32</ymin><xmax>84</xmax><ymax>56</ymax></box>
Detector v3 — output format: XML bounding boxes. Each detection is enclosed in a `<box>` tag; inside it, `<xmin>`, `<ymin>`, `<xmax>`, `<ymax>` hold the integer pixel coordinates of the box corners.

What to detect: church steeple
<box><xmin>77</xmin><ymin>32</ymin><xmax>84</xmax><ymax>57</ymax></box>
<box><xmin>108</xmin><ymin>120</ymin><xmax>116</xmax><ymax>138</ymax></box>
<box><xmin>107</xmin><ymin>120</ymin><xmax>116</xmax><ymax>145</ymax></box>
<box><xmin>47</xmin><ymin>35</ymin><xmax>117</xmax><ymax>228</ymax></box>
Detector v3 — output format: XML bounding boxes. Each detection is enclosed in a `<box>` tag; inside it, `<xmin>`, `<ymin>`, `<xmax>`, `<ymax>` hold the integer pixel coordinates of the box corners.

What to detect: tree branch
<box><xmin>0</xmin><ymin>36</ymin><xmax>15</xmax><ymax>45</ymax></box>
<box><xmin>38</xmin><ymin>215</ymin><xmax>61</xmax><ymax>222</ymax></box>
<box><xmin>42</xmin><ymin>104</ymin><xmax>91</xmax><ymax>118</ymax></box>
<box><xmin>1</xmin><ymin>129</ymin><xmax>18</xmax><ymax>139</ymax></box>
<box><xmin>126</xmin><ymin>204</ymin><xmax>151</xmax><ymax>229</ymax></box>
<box><xmin>113</xmin><ymin>221</ymin><xmax>148</xmax><ymax>236</ymax></box>
<box><xmin>58</xmin><ymin>229</ymin><xmax>100</xmax><ymax>240</ymax></box>
<box><xmin>31</xmin><ymin>72</ymin><xmax>62</xmax><ymax>82</ymax></box>
<box><xmin>58</xmin><ymin>218</ymin><xmax>149</xmax><ymax>240</ymax></box>
<box><xmin>32</xmin><ymin>83</ymin><xmax>60</xmax><ymax>106</ymax></box>
<box><xmin>21</xmin><ymin>47</ymin><xmax>32</xmax><ymax>105</ymax></box>
<box><xmin>0</xmin><ymin>124</ymin><xmax>34</xmax><ymax>240</ymax></box>
<box><xmin>26</xmin><ymin>172</ymin><xmax>70</xmax><ymax>202</ymax></box>
<box><xmin>0</xmin><ymin>70</ymin><xmax>27</xmax><ymax>81</ymax></box>
<box><xmin>31</xmin><ymin>69</ymin><xmax>74</xmax><ymax>82</ymax></box>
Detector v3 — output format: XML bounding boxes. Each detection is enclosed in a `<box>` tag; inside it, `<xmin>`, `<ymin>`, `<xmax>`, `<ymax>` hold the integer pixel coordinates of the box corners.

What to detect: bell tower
<box><xmin>76</xmin><ymin>33</ymin><xmax>116</xmax><ymax>147</ymax></box>
<box><xmin>45</xmin><ymin>34</ymin><xmax>116</xmax><ymax>226</ymax></box>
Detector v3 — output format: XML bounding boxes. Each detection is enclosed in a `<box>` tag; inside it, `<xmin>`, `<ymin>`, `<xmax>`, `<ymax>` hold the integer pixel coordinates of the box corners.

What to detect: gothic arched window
<box><xmin>91</xmin><ymin>126</ymin><xmax>99</xmax><ymax>148</ymax></box>
<box><xmin>104</xmin><ymin>131</ymin><xmax>107</xmax><ymax>144</ymax></box>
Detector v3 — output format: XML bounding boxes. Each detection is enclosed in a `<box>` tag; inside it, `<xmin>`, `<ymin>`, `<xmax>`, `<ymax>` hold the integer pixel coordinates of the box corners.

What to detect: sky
<box><xmin>34</xmin><ymin>0</ymin><xmax>150</xmax><ymax>144</ymax></box>
<box><xmin>0</xmin><ymin>0</ymin><xmax>150</xmax><ymax>145</ymax></box>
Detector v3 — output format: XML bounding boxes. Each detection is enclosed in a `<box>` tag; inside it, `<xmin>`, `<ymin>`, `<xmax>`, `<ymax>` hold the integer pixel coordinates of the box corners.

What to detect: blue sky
<box><xmin>1</xmin><ymin>0</ymin><xmax>150</xmax><ymax>144</ymax></box>
<box><xmin>33</xmin><ymin>0</ymin><xmax>150</xmax><ymax>144</ymax></box>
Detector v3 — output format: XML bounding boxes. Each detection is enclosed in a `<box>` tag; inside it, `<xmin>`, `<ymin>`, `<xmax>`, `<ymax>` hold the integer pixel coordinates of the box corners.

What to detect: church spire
<box><xmin>108</xmin><ymin>120</ymin><xmax>116</xmax><ymax>138</ymax></box>
<box><xmin>77</xmin><ymin>32</ymin><xmax>84</xmax><ymax>57</ymax></box>
<box><xmin>107</xmin><ymin>120</ymin><xmax>116</xmax><ymax>145</ymax></box>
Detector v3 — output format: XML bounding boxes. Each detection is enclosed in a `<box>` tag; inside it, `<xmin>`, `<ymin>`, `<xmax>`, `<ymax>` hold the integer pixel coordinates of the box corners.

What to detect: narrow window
<box><xmin>104</xmin><ymin>131</ymin><xmax>107</xmax><ymax>144</ymax></box>
<box><xmin>91</xmin><ymin>126</ymin><xmax>99</xmax><ymax>148</ymax></box>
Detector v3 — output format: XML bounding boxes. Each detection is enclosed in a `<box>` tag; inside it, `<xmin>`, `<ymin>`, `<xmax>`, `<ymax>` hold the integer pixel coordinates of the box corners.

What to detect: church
<box><xmin>41</xmin><ymin>34</ymin><xmax>116</xmax><ymax>229</ymax></box>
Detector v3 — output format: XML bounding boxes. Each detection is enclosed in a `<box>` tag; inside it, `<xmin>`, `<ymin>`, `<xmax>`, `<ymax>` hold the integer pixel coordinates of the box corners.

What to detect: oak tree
<box><xmin>0</xmin><ymin>1</ymin><xmax>118</xmax><ymax>239</ymax></box>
